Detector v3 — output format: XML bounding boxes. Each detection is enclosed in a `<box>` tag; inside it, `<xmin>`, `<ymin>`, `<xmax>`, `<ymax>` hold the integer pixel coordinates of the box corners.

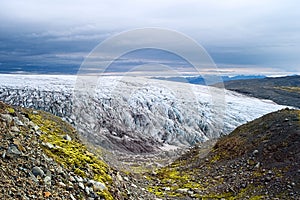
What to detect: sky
<box><xmin>0</xmin><ymin>0</ymin><xmax>300</xmax><ymax>75</ymax></box>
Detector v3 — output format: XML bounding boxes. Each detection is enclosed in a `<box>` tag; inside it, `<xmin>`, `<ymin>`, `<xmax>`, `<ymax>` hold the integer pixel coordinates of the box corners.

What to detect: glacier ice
<box><xmin>0</xmin><ymin>74</ymin><xmax>287</xmax><ymax>153</ymax></box>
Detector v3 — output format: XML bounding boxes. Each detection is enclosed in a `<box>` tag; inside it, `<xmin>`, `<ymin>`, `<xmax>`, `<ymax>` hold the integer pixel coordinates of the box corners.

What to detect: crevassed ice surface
<box><xmin>0</xmin><ymin>74</ymin><xmax>287</xmax><ymax>153</ymax></box>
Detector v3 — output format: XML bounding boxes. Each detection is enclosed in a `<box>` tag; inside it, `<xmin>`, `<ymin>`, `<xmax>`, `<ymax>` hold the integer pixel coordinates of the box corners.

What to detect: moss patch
<box><xmin>6</xmin><ymin>107</ymin><xmax>15</xmax><ymax>114</ymax></box>
<box><xmin>275</xmin><ymin>86</ymin><xmax>300</xmax><ymax>94</ymax></box>
<box><xmin>28</xmin><ymin>111</ymin><xmax>114</xmax><ymax>200</ymax></box>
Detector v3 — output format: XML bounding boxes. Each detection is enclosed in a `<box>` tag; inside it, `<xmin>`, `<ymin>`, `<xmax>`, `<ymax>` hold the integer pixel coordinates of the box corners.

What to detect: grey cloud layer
<box><xmin>0</xmin><ymin>0</ymin><xmax>299</xmax><ymax>74</ymax></box>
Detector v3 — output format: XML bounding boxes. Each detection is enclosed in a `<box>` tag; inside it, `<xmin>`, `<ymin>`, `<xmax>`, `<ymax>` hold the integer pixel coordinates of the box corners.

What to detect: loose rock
<box><xmin>92</xmin><ymin>181</ymin><xmax>106</xmax><ymax>192</ymax></box>
<box><xmin>32</xmin><ymin>166</ymin><xmax>44</xmax><ymax>177</ymax></box>
<box><xmin>13</xmin><ymin>117</ymin><xmax>24</xmax><ymax>126</ymax></box>
<box><xmin>44</xmin><ymin>176</ymin><xmax>51</xmax><ymax>186</ymax></box>
<box><xmin>7</xmin><ymin>144</ymin><xmax>22</xmax><ymax>157</ymax></box>
<box><xmin>63</xmin><ymin>134</ymin><xmax>72</xmax><ymax>141</ymax></box>
<box><xmin>79</xmin><ymin>182</ymin><xmax>85</xmax><ymax>190</ymax></box>
<box><xmin>11</xmin><ymin>126</ymin><xmax>20</xmax><ymax>132</ymax></box>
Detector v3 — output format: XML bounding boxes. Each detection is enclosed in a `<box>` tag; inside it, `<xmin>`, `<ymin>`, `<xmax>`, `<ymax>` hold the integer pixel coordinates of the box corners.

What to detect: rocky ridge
<box><xmin>0</xmin><ymin>101</ymin><xmax>157</xmax><ymax>200</ymax></box>
<box><xmin>215</xmin><ymin>75</ymin><xmax>300</xmax><ymax>108</ymax></box>
<box><xmin>147</xmin><ymin>108</ymin><xmax>300</xmax><ymax>199</ymax></box>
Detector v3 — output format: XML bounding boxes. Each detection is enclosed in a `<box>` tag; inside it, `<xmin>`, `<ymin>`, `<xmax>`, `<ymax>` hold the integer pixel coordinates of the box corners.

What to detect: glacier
<box><xmin>0</xmin><ymin>74</ymin><xmax>287</xmax><ymax>153</ymax></box>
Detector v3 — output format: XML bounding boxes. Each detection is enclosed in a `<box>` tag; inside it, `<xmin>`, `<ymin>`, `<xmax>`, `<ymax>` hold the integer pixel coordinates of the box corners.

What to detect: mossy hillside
<box><xmin>146</xmin><ymin>142</ymin><xmax>233</xmax><ymax>198</ymax></box>
<box><xmin>28</xmin><ymin>110</ymin><xmax>114</xmax><ymax>200</ymax></box>
<box><xmin>147</xmin><ymin>161</ymin><xmax>220</xmax><ymax>198</ymax></box>
<box><xmin>147</xmin><ymin>109</ymin><xmax>300</xmax><ymax>199</ymax></box>
<box><xmin>147</xmin><ymin>150</ymin><xmax>288</xmax><ymax>199</ymax></box>
<box><xmin>147</xmin><ymin>160</ymin><xmax>243</xmax><ymax>199</ymax></box>
<box><xmin>212</xmin><ymin>108</ymin><xmax>300</xmax><ymax>162</ymax></box>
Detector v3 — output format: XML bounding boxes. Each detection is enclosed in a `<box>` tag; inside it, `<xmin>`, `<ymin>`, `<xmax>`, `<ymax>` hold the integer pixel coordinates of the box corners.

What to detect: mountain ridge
<box><xmin>147</xmin><ymin>108</ymin><xmax>300</xmax><ymax>199</ymax></box>
<box><xmin>215</xmin><ymin>75</ymin><xmax>300</xmax><ymax>108</ymax></box>
<box><xmin>153</xmin><ymin>75</ymin><xmax>266</xmax><ymax>85</ymax></box>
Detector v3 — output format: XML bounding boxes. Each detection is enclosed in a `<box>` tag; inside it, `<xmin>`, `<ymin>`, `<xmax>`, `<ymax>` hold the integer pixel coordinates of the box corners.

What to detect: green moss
<box><xmin>74</xmin><ymin>168</ymin><xmax>86</xmax><ymax>177</ymax></box>
<box><xmin>147</xmin><ymin>187</ymin><xmax>164</xmax><ymax>196</ymax></box>
<box><xmin>7</xmin><ymin>107</ymin><xmax>15</xmax><ymax>114</ymax></box>
<box><xmin>147</xmin><ymin>164</ymin><xmax>206</xmax><ymax>197</ymax></box>
<box><xmin>148</xmin><ymin>159</ymin><xmax>269</xmax><ymax>199</ymax></box>
<box><xmin>210</xmin><ymin>154</ymin><xmax>221</xmax><ymax>163</ymax></box>
<box><xmin>97</xmin><ymin>191</ymin><xmax>114</xmax><ymax>200</ymax></box>
<box><xmin>249</xmin><ymin>196</ymin><xmax>264</xmax><ymax>200</ymax></box>
<box><xmin>275</xmin><ymin>86</ymin><xmax>300</xmax><ymax>94</ymax></box>
<box><xmin>252</xmin><ymin>170</ymin><xmax>264</xmax><ymax>178</ymax></box>
<box><xmin>29</xmin><ymin>112</ymin><xmax>114</xmax><ymax>200</ymax></box>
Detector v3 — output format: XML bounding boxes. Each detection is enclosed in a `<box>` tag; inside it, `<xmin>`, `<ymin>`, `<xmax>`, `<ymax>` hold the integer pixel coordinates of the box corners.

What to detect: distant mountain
<box><xmin>222</xmin><ymin>75</ymin><xmax>267</xmax><ymax>81</ymax></box>
<box><xmin>153</xmin><ymin>75</ymin><xmax>266</xmax><ymax>85</ymax></box>
<box><xmin>148</xmin><ymin>108</ymin><xmax>300</xmax><ymax>199</ymax></box>
<box><xmin>214</xmin><ymin>75</ymin><xmax>300</xmax><ymax>108</ymax></box>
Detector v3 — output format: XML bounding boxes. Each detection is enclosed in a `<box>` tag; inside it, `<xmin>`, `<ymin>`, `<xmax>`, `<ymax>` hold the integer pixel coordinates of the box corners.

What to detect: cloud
<box><xmin>0</xmin><ymin>0</ymin><xmax>299</xmax><ymax>74</ymax></box>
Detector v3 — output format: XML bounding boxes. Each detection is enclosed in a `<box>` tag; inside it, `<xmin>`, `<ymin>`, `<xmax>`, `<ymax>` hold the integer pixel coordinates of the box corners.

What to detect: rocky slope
<box><xmin>0</xmin><ymin>74</ymin><xmax>287</xmax><ymax>154</ymax></box>
<box><xmin>0</xmin><ymin>101</ymin><xmax>157</xmax><ymax>200</ymax></box>
<box><xmin>1</xmin><ymin>101</ymin><xmax>299</xmax><ymax>200</ymax></box>
<box><xmin>147</xmin><ymin>108</ymin><xmax>300</xmax><ymax>199</ymax></box>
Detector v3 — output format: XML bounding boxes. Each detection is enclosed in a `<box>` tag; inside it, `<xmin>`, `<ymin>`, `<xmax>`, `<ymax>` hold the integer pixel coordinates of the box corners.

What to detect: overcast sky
<box><xmin>0</xmin><ymin>0</ymin><xmax>299</xmax><ymax>75</ymax></box>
